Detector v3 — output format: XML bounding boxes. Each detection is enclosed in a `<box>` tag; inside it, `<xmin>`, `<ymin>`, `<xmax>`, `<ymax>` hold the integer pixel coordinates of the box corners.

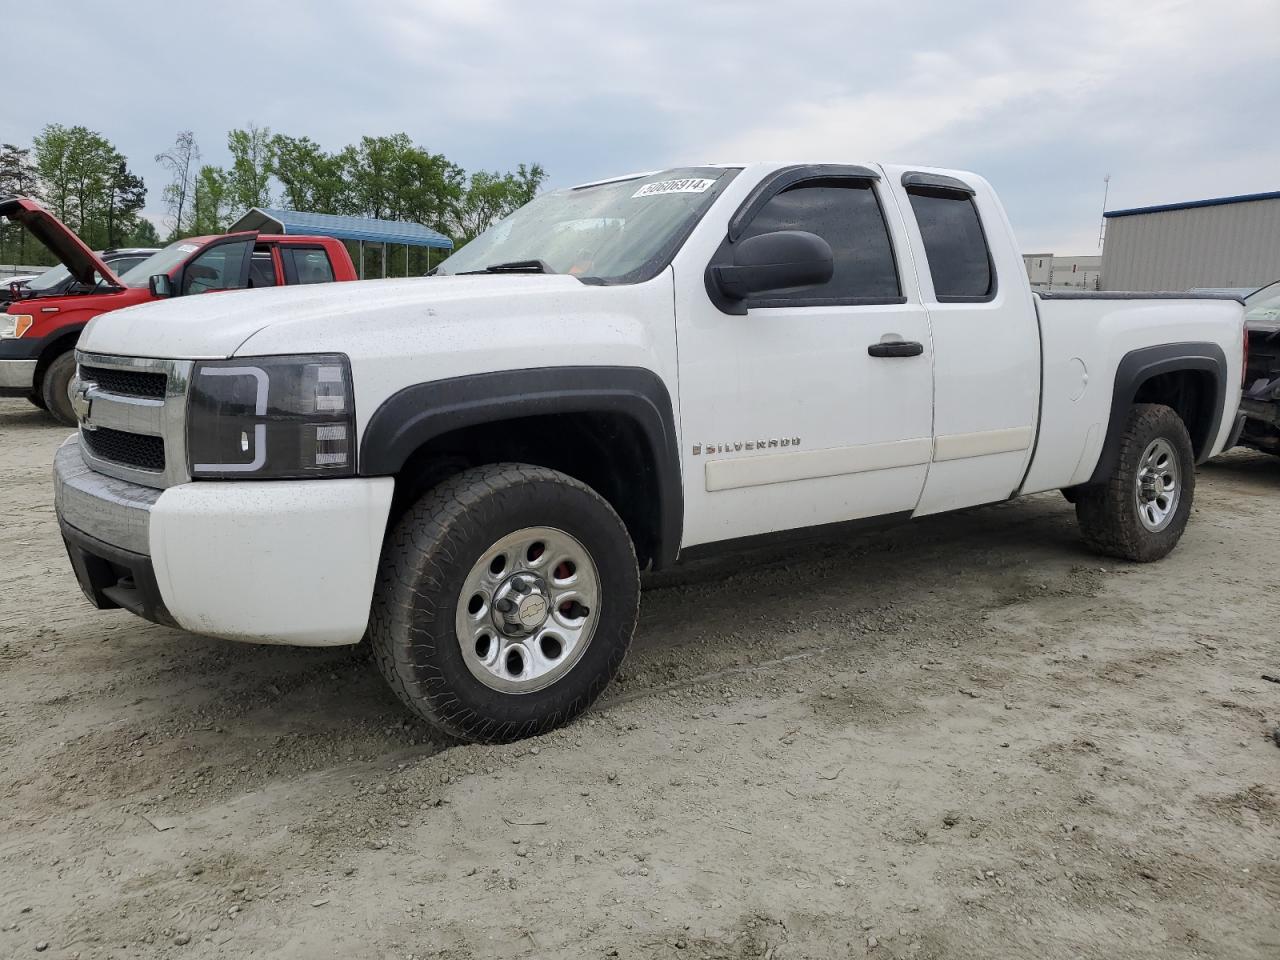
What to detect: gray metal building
<box><xmin>1101</xmin><ymin>190</ymin><xmax>1280</xmax><ymax>291</ymax></box>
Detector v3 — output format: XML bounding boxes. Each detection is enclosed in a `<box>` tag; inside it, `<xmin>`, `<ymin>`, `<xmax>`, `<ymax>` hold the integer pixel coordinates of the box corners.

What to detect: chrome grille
<box><xmin>79</xmin><ymin>364</ymin><xmax>167</xmax><ymax>400</ymax></box>
<box><xmin>82</xmin><ymin>427</ymin><xmax>166</xmax><ymax>472</ymax></box>
<box><xmin>74</xmin><ymin>351</ymin><xmax>194</xmax><ymax>489</ymax></box>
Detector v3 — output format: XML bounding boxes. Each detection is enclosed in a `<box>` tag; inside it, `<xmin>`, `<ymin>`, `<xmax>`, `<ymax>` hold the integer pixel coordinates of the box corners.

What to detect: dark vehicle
<box><xmin>1239</xmin><ymin>279</ymin><xmax>1280</xmax><ymax>454</ymax></box>
<box><xmin>2</xmin><ymin>248</ymin><xmax>158</xmax><ymax>307</ymax></box>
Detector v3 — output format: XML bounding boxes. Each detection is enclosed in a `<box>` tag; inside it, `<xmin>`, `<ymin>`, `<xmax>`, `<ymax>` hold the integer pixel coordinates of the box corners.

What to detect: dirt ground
<box><xmin>1</xmin><ymin>397</ymin><xmax>1278</xmax><ymax>960</ymax></box>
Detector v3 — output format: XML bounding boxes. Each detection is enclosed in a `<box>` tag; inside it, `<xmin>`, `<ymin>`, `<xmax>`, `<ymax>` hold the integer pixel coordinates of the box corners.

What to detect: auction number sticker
<box><xmin>632</xmin><ymin>177</ymin><xmax>715</xmax><ymax>198</ymax></box>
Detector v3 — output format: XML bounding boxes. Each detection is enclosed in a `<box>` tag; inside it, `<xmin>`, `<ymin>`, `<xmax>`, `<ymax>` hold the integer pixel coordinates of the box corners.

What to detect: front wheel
<box><xmin>1075</xmin><ymin>403</ymin><xmax>1195</xmax><ymax>562</ymax></box>
<box><xmin>369</xmin><ymin>463</ymin><xmax>640</xmax><ymax>743</ymax></box>
<box><xmin>40</xmin><ymin>351</ymin><xmax>78</xmax><ymax>426</ymax></box>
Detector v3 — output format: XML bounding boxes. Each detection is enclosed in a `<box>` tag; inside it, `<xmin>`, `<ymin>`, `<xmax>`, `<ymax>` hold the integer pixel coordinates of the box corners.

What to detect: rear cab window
<box><xmin>249</xmin><ymin>246</ymin><xmax>279</xmax><ymax>288</ymax></box>
<box><xmin>903</xmin><ymin>175</ymin><xmax>996</xmax><ymax>302</ymax></box>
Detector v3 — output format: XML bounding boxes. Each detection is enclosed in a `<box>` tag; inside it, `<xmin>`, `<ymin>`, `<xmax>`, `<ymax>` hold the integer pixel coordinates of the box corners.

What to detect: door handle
<box><xmin>867</xmin><ymin>339</ymin><xmax>924</xmax><ymax>358</ymax></box>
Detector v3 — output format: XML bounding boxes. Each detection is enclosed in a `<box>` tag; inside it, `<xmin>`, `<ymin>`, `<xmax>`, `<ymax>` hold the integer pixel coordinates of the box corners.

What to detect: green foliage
<box><xmin>15</xmin><ymin>125</ymin><xmax>153</xmax><ymax>262</ymax></box>
<box><xmin>0</xmin><ymin>143</ymin><xmax>42</xmax><ymax>265</ymax></box>
<box><xmin>226</xmin><ymin>124</ymin><xmax>275</xmax><ymax>214</ymax></box>
<box><xmin>125</xmin><ymin>217</ymin><xmax>161</xmax><ymax>248</ymax></box>
<box><xmin>188</xmin><ymin>165</ymin><xmax>232</xmax><ymax>235</ymax></box>
<box><xmin>450</xmin><ymin>163</ymin><xmax>548</xmax><ymax>245</ymax></box>
<box><xmin>4</xmin><ymin>121</ymin><xmax>547</xmax><ymax>274</ymax></box>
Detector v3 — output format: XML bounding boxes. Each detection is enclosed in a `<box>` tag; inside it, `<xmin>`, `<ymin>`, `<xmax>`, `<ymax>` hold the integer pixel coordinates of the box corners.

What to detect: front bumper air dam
<box><xmin>53</xmin><ymin>437</ymin><xmax>395</xmax><ymax>646</ymax></box>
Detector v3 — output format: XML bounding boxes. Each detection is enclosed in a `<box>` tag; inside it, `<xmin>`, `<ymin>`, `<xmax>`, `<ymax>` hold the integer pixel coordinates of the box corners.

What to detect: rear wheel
<box><xmin>26</xmin><ymin>391</ymin><xmax>46</xmax><ymax>410</ymax></box>
<box><xmin>40</xmin><ymin>351</ymin><xmax>78</xmax><ymax>426</ymax></box>
<box><xmin>1075</xmin><ymin>403</ymin><xmax>1195</xmax><ymax>562</ymax></box>
<box><xmin>369</xmin><ymin>463</ymin><xmax>640</xmax><ymax>743</ymax></box>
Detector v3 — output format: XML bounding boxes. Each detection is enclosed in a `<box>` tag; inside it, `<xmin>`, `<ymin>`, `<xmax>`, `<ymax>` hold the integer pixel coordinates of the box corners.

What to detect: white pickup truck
<box><xmin>54</xmin><ymin>162</ymin><xmax>1245</xmax><ymax>742</ymax></box>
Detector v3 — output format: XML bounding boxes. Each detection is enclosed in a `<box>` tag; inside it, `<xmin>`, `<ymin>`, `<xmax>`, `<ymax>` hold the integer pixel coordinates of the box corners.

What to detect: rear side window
<box><xmin>906</xmin><ymin>189</ymin><xmax>994</xmax><ymax>301</ymax></box>
<box><xmin>739</xmin><ymin>180</ymin><xmax>900</xmax><ymax>305</ymax></box>
<box><xmin>282</xmin><ymin>248</ymin><xmax>335</xmax><ymax>285</ymax></box>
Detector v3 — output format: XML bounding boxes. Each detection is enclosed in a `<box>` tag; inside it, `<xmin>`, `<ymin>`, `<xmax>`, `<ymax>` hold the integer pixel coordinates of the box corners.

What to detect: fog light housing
<box><xmin>186</xmin><ymin>354</ymin><xmax>356</xmax><ymax>479</ymax></box>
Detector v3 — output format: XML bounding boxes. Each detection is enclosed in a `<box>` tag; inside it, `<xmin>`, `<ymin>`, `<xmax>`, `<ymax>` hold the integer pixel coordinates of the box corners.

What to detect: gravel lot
<box><xmin>2</xmin><ymin>396</ymin><xmax>1278</xmax><ymax>959</ymax></box>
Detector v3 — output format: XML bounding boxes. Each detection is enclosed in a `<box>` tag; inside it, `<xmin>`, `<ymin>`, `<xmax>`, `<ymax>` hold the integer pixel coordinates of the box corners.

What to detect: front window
<box><xmin>118</xmin><ymin>239</ymin><xmax>210</xmax><ymax>289</ymax></box>
<box><xmin>434</xmin><ymin>167</ymin><xmax>738</xmax><ymax>283</ymax></box>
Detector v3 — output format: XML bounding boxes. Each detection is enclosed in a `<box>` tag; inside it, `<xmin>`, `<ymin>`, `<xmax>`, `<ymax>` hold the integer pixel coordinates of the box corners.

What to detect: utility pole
<box><xmin>1097</xmin><ymin>174</ymin><xmax>1111</xmax><ymax>250</ymax></box>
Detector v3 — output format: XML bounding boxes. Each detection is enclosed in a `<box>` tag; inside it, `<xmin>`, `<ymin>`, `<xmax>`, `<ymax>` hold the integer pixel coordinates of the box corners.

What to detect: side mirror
<box><xmin>710</xmin><ymin>230</ymin><xmax>834</xmax><ymax>303</ymax></box>
<box><xmin>148</xmin><ymin>274</ymin><xmax>173</xmax><ymax>298</ymax></box>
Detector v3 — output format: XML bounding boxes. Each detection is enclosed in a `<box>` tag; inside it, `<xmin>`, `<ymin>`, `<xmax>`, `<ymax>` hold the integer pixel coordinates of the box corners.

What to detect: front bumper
<box><xmin>0</xmin><ymin>333</ymin><xmax>45</xmax><ymax>396</ymax></box>
<box><xmin>0</xmin><ymin>358</ymin><xmax>37</xmax><ymax>394</ymax></box>
<box><xmin>54</xmin><ymin>438</ymin><xmax>395</xmax><ymax>646</ymax></box>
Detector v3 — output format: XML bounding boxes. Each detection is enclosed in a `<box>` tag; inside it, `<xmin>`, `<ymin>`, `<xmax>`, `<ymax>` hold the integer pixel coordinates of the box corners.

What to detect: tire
<box><xmin>1075</xmin><ymin>403</ymin><xmax>1195</xmax><ymax>562</ymax></box>
<box><xmin>369</xmin><ymin>463</ymin><xmax>640</xmax><ymax>743</ymax></box>
<box><xmin>26</xmin><ymin>391</ymin><xmax>46</xmax><ymax>410</ymax></box>
<box><xmin>40</xmin><ymin>351</ymin><xmax>78</xmax><ymax>426</ymax></box>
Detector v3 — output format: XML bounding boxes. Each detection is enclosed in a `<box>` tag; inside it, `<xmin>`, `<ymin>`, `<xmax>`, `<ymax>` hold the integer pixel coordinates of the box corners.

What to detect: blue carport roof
<box><xmin>229</xmin><ymin>208</ymin><xmax>453</xmax><ymax>249</ymax></box>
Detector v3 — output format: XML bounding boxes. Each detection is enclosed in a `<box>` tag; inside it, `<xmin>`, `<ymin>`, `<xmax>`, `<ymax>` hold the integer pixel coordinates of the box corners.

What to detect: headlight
<box><xmin>0</xmin><ymin>314</ymin><xmax>33</xmax><ymax>339</ymax></box>
<box><xmin>186</xmin><ymin>354</ymin><xmax>356</xmax><ymax>479</ymax></box>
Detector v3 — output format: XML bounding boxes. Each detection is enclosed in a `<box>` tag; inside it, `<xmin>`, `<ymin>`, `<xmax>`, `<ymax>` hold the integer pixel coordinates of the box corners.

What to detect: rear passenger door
<box><xmin>887</xmin><ymin>169</ymin><xmax>1040</xmax><ymax>515</ymax></box>
<box><xmin>281</xmin><ymin>246</ymin><xmax>336</xmax><ymax>285</ymax></box>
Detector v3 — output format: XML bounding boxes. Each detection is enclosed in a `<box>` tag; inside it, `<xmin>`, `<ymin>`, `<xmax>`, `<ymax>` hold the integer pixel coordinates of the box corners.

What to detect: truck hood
<box><xmin>0</xmin><ymin>197</ymin><xmax>123</xmax><ymax>288</ymax></box>
<box><xmin>78</xmin><ymin>274</ymin><xmax>595</xmax><ymax>359</ymax></box>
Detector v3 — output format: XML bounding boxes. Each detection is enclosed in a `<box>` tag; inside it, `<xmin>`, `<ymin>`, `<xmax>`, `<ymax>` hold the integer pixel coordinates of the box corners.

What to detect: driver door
<box><xmin>674</xmin><ymin>167</ymin><xmax>935</xmax><ymax>548</ymax></box>
<box><xmin>178</xmin><ymin>234</ymin><xmax>256</xmax><ymax>296</ymax></box>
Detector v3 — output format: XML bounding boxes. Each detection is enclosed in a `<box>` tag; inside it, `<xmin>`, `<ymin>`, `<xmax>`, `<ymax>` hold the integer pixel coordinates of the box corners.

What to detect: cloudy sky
<box><xmin>6</xmin><ymin>0</ymin><xmax>1279</xmax><ymax>253</ymax></box>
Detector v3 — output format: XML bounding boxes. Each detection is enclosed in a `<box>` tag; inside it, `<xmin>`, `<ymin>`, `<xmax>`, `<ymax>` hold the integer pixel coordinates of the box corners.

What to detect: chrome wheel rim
<box><xmin>455</xmin><ymin>526</ymin><xmax>600</xmax><ymax>694</ymax></box>
<box><xmin>1135</xmin><ymin>438</ymin><xmax>1180</xmax><ymax>532</ymax></box>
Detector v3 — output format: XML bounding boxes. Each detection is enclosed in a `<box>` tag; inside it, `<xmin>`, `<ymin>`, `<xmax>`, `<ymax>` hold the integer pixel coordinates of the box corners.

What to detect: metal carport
<box><xmin>229</xmin><ymin>208</ymin><xmax>453</xmax><ymax>279</ymax></box>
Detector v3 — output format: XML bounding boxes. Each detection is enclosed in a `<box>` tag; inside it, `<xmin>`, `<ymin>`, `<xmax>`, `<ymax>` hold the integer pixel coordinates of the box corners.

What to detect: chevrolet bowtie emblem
<box><xmin>71</xmin><ymin>382</ymin><xmax>94</xmax><ymax>424</ymax></box>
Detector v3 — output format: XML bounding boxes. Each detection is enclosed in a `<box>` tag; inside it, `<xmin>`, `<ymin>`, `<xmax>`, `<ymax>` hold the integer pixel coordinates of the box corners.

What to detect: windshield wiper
<box><xmin>459</xmin><ymin>259</ymin><xmax>557</xmax><ymax>275</ymax></box>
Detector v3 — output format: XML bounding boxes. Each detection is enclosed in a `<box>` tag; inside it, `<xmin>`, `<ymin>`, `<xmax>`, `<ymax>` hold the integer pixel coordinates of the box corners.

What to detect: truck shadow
<box><xmin>22</xmin><ymin>491</ymin><xmax>1086</xmax><ymax>810</ymax></box>
<box><xmin>1201</xmin><ymin>448</ymin><xmax>1280</xmax><ymax>482</ymax></box>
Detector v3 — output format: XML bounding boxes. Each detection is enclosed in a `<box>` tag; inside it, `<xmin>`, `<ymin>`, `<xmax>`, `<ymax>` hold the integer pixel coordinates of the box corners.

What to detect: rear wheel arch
<box><xmin>359</xmin><ymin>367</ymin><xmax>683</xmax><ymax>569</ymax></box>
<box><xmin>1088</xmin><ymin>342</ymin><xmax>1227</xmax><ymax>485</ymax></box>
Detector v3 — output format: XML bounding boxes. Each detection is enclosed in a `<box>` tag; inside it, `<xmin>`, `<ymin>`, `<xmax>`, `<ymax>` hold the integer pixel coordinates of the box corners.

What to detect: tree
<box><xmin>104</xmin><ymin>162</ymin><xmax>147</xmax><ymax>248</ymax></box>
<box><xmin>272</xmin><ymin>134</ymin><xmax>348</xmax><ymax>213</ymax></box>
<box><xmin>188</xmin><ymin>165</ymin><xmax>231</xmax><ymax>235</ymax></box>
<box><xmin>225</xmin><ymin>124</ymin><xmax>275</xmax><ymax>215</ymax></box>
<box><xmin>449</xmin><ymin>162</ymin><xmax>547</xmax><ymax>243</ymax></box>
<box><xmin>0</xmin><ymin>143</ymin><xmax>41</xmax><ymax>265</ymax></box>
<box><xmin>156</xmin><ymin>131</ymin><xmax>200</xmax><ymax>240</ymax></box>
<box><xmin>31</xmin><ymin>124</ymin><xmax>144</xmax><ymax>250</ymax></box>
<box><xmin>125</xmin><ymin>217</ymin><xmax>161</xmax><ymax>248</ymax></box>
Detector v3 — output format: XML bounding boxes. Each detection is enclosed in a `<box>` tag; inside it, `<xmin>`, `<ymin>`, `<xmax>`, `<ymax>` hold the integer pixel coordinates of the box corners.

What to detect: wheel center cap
<box><xmin>517</xmin><ymin>594</ymin><xmax>548</xmax><ymax>628</ymax></box>
<box><xmin>492</xmin><ymin>574</ymin><xmax>551</xmax><ymax>635</ymax></box>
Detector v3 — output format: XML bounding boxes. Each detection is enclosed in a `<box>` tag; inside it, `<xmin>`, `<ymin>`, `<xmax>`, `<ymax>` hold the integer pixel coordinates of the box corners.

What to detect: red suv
<box><xmin>1</xmin><ymin>197</ymin><xmax>357</xmax><ymax>424</ymax></box>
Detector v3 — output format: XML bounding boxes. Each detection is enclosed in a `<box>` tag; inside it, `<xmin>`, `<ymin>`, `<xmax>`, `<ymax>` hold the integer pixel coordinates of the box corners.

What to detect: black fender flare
<box><xmin>358</xmin><ymin>365</ymin><xmax>683</xmax><ymax>568</ymax></box>
<box><xmin>1088</xmin><ymin>341</ymin><xmax>1227</xmax><ymax>485</ymax></box>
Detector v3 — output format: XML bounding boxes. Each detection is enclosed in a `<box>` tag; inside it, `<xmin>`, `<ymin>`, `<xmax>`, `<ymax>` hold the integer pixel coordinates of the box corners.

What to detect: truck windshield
<box><xmin>434</xmin><ymin>167</ymin><xmax>738</xmax><ymax>283</ymax></box>
<box><xmin>1244</xmin><ymin>280</ymin><xmax>1280</xmax><ymax>327</ymax></box>
<box><xmin>117</xmin><ymin>239</ymin><xmax>207</xmax><ymax>288</ymax></box>
<box><xmin>23</xmin><ymin>263</ymin><xmax>73</xmax><ymax>293</ymax></box>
